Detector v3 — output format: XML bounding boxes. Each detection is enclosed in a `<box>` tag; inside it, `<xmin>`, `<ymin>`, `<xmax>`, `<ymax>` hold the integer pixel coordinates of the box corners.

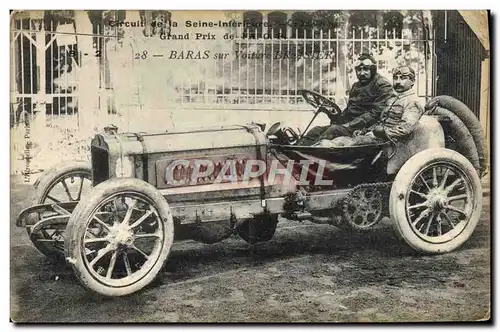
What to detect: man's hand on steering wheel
<box><xmin>318</xmin><ymin>105</ymin><xmax>340</xmax><ymax>123</ymax></box>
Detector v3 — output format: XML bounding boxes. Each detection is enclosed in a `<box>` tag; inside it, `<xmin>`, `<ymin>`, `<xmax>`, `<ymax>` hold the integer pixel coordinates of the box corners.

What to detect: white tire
<box><xmin>389</xmin><ymin>148</ymin><xmax>482</xmax><ymax>254</ymax></box>
<box><xmin>65</xmin><ymin>178</ymin><xmax>174</xmax><ymax>296</ymax></box>
<box><xmin>28</xmin><ymin>161</ymin><xmax>91</xmax><ymax>260</ymax></box>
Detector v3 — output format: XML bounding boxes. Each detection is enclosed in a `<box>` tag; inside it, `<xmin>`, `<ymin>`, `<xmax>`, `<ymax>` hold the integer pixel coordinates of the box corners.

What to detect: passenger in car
<box><xmin>314</xmin><ymin>65</ymin><xmax>424</xmax><ymax>147</ymax></box>
<box><xmin>299</xmin><ymin>53</ymin><xmax>395</xmax><ymax>146</ymax></box>
<box><xmin>368</xmin><ymin>66</ymin><xmax>424</xmax><ymax>141</ymax></box>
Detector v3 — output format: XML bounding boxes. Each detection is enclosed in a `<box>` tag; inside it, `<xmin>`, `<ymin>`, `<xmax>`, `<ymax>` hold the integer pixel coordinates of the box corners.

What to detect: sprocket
<box><xmin>342</xmin><ymin>183</ymin><xmax>390</xmax><ymax>231</ymax></box>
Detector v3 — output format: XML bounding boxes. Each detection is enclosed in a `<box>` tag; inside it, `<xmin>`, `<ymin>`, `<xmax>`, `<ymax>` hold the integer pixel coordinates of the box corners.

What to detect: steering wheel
<box><xmin>298</xmin><ymin>89</ymin><xmax>342</xmax><ymax>119</ymax></box>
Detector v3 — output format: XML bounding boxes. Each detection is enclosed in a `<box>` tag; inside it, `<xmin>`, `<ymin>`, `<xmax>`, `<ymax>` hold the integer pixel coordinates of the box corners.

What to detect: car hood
<box><xmin>91</xmin><ymin>124</ymin><xmax>267</xmax><ymax>156</ymax></box>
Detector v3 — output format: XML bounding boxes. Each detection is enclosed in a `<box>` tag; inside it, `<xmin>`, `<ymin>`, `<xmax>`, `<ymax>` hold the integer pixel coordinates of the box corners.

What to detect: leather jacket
<box><xmin>341</xmin><ymin>73</ymin><xmax>396</xmax><ymax>130</ymax></box>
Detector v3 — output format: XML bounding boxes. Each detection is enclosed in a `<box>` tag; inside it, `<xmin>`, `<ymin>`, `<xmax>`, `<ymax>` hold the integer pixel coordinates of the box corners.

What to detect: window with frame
<box><xmin>242</xmin><ymin>11</ymin><xmax>263</xmax><ymax>39</ymax></box>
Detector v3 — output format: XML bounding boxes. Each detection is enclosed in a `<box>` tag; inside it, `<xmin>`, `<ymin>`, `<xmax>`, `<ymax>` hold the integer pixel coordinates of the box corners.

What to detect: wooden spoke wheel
<box><xmin>28</xmin><ymin>161</ymin><xmax>92</xmax><ymax>260</ymax></box>
<box><xmin>390</xmin><ymin>148</ymin><xmax>482</xmax><ymax>254</ymax></box>
<box><xmin>65</xmin><ymin>178</ymin><xmax>174</xmax><ymax>297</ymax></box>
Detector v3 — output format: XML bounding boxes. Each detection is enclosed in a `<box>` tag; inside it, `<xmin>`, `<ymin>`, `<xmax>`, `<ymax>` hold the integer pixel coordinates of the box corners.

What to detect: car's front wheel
<box><xmin>28</xmin><ymin>161</ymin><xmax>92</xmax><ymax>260</ymax></box>
<box><xmin>65</xmin><ymin>178</ymin><xmax>174</xmax><ymax>297</ymax></box>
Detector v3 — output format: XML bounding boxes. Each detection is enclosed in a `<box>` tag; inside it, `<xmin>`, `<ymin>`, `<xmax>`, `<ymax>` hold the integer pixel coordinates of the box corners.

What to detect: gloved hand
<box><xmin>372</xmin><ymin>125</ymin><xmax>387</xmax><ymax>139</ymax></box>
<box><xmin>342</xmin><ymin>116</ymin><xmax>365</xmax><ymax>132</ymax></box>
<box><xmin>319</xmin><ymin>106</ymin><xmax>339</xmax><ymax>123</ymax></box>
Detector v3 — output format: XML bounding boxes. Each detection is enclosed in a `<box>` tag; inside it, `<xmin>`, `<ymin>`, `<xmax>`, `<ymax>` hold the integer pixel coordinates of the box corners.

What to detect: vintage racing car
<box><xmin>16</xmin><ymin>90</ymin><xmax>488</xmax><ymax>297</ymax></box>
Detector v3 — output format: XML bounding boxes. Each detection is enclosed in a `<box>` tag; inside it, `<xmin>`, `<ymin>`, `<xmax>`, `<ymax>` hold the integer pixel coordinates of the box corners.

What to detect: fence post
<box><xmin>10</xmin><ymin>16</ymin><xmax>17</xmax><ymax>121</ymax></box>
<box><xmin>33</xmin><ymin>17</ymin><xmax>47</xmax><ymax>138</ymax></box>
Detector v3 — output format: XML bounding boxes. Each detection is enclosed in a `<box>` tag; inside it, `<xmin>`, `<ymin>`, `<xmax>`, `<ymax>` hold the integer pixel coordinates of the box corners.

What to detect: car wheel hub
<box><xmin>426</xmin><ymin>189</ymin><xmax>448</xmax><ymax>212</ymax></box>
<box><xmin>109</xmin><ymin>225</ymin><xmax>134</xmax><ymax>248</ymax></box>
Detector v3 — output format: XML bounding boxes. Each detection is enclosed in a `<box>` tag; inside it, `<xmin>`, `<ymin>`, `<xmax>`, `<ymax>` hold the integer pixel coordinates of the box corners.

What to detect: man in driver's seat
<box><xmin>299</xmin><ymin>53</ymin><xmax>395</xmax><ymax>146</ymax></box>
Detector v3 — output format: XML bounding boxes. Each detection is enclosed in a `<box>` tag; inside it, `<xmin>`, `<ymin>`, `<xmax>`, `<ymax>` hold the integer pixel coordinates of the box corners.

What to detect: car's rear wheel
<box><xmin>65</xmin><ymin>178</ymin><xmax>174</xmax><ymax>297</ymax></box>
<box><xmin>389</xmin><ymin>148</ymin><xmax>482</xmax><ymax>254</ymax></box>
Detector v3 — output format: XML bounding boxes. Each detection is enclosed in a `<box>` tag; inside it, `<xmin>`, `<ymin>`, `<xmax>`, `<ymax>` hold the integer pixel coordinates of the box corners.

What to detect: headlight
<box><xmin>115</xmin><ymin>156</ymin><xmax>135</xmax><ymax>177</ymax></box>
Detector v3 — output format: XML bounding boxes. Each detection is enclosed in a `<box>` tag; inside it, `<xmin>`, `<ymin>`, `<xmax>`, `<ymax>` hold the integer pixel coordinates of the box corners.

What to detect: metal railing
<box><xmin>175</xmin><ymin>27</ymin><xmax>435</xmax><ymax>110</ymax></box>
<box><xmin>10</xmin><ymin>19</ymin><xmax>435</xmax><ymax>128</ymax></box>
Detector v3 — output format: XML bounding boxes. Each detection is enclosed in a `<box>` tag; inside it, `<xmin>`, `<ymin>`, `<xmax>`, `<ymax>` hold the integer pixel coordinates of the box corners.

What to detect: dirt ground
<box><xmin>10</xmin><ymin>176</ymin><xmax>491</xmax><ymax>323</ymax></box>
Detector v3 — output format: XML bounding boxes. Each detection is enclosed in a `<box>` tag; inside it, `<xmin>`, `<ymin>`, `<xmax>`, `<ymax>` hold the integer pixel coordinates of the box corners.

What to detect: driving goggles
<box><xmin>354</xmin><ymin>59</ymin><xmax>375</xmax><ymax>68</ymax></box>
<box><xmin>392</xmin><ymin>66</ymin><xmax>415</xmax><ymax>79</ymax></box>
